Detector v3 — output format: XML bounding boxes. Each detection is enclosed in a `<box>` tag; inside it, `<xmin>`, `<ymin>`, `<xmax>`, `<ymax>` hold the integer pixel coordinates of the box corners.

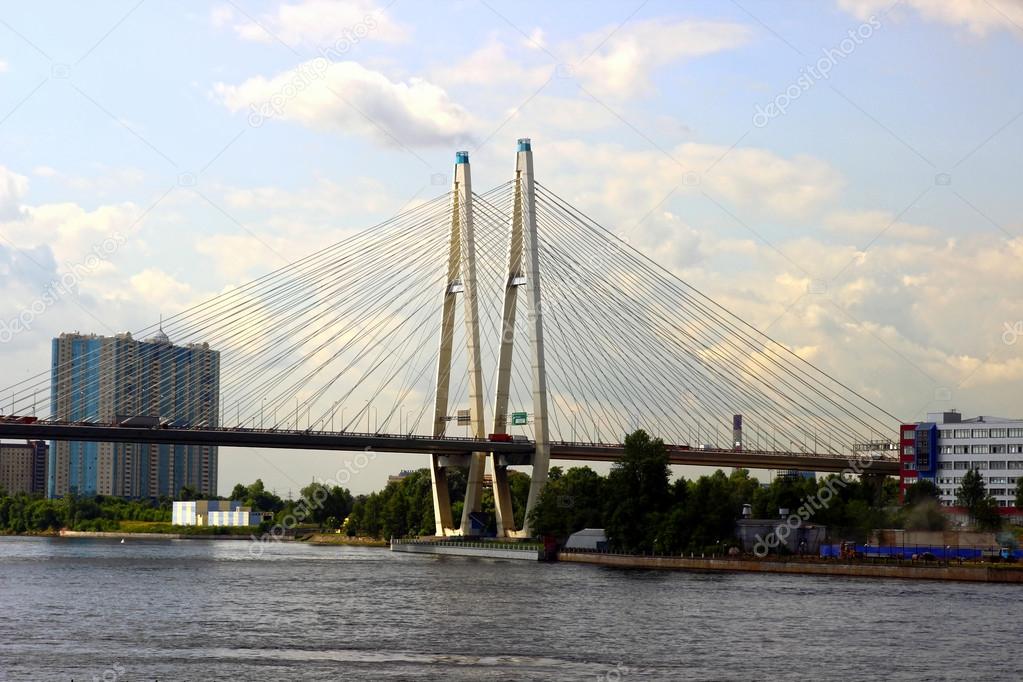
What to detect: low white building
<box><xmin>172</xmin><ymin>500</ymin><xmax>263</xmax><ymax>527</ymax></box>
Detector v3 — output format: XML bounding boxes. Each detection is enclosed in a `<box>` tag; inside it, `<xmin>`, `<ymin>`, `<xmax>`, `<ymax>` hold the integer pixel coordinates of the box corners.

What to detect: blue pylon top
<box><xmin>455</xmin><ymin>151</ymin><xmax>469</xmax><ymax>164</ymax></box>
<box><xmin>517</xmin><ymin>138</ymin><xmax>531</xmax><ymax>151</ymax></box>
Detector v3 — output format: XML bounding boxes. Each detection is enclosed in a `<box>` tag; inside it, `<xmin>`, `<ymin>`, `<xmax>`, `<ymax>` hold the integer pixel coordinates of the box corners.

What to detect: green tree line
<box><xmin>527</xmin><ymin>430</ymin><xmax>1016</xmax><ymax>554</ymax></box>
<box><xmin>0</xmin><ymin>493</ymin><xmax>170</xmax><ymax>533</ymax></box>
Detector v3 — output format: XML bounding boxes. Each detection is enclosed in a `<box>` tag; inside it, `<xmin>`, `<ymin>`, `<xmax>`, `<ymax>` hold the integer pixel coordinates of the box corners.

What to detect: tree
<box><xmin>178</xmin><ymin>484</ymin><xmax>207</xmax><ymax>501</ymax></box>
<box><xmin>956</xmin><ymin>469</ymin><xmax>986</xmax><ymax>511</ymax></box>
<box><xmin>1015</xmin><ymin>477</ymin><xmax>1023</xmax><ymax>512</ymax></box>
<box><xmin>901</xmin><ymin>499</ymin><xmax>948</xmax><ymax>531</ymax></box>
<box><xmin>298</xmin><ymin>482</ymin><xmax>353</xmax><ymax>529</ymax></box>
<box><xmin>904</xmin><ymin>479</ymin><xmax>940</xmax><ymax>506</ymax></box>
<box><xmin>528</xmin><ymin>466</ymin><xmax>605</xmax><ymax>539</ymax></box>
<box><xmin>605</xmin><ymin>430</ymin><xmax>670</xmax><ymax>553</ymax></box>
<box><xmin>232</xmin><ymin>479</ymin><xmax>285</xmax><ymax>513</ymax></box>
<box><xmin>956</xmin><ymin>469</ymin><xmax>1000</xmax><ymax>530</ymax></box>
<box><xmin>973</xmin><ymin>496</ymin><xmax>1002</xmax><ymax>531</ymax></box>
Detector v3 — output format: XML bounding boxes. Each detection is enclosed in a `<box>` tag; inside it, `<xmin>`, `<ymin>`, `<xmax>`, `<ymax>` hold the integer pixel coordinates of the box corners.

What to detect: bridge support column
<box><xmin>517</xmin><ymin>139</ymin><xmax>551</xmax><ymax>538</ymax></box>
<box><xmin>430</xmin><ymin>150</ymin><xmax>488</xmax><ymax>537</ymax></box>
<box><xmin>488</xmin><ymin>138</ymin><xmax>550</xmax><ymax>538</ymax></box>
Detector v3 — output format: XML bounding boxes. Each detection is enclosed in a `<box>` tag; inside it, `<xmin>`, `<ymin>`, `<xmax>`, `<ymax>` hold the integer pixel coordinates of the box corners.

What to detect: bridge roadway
<box><xmin>0</xmin><ymin>421</ymin><xmax>898</xmax><ymax>474</ymax></box>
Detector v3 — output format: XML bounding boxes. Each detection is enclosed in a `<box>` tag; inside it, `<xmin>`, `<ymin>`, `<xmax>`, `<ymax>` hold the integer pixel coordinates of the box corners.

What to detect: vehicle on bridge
<box><xmin>488</xmin><ymin>433</ymin><xmax>531</xmax><ymax>443</ymax></box>
<box><xmin>0</xmin><ymin>415</ymin><xmax>38</xmax><ymax>424</ymax></box>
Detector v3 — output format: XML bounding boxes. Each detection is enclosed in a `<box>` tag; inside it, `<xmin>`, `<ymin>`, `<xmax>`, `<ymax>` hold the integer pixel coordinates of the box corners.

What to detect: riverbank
<box><xmin>559</xmin><ymin>551</ymin><xmax>1023</xmax><ymax>583</ymax></box>
<box><xmin>58</xmin><ymin>529</ymin><xmax>274</xmax><ymax>541</ymax></box>
<box><xmin>304</xmin><ymin>533</ymin><xmax>387</xmax><ymax>547</ymax></box>
<box><xmin>390</xmin><ymin>537</ymin><xmax>540</xmax><ymax>560</ymax></box>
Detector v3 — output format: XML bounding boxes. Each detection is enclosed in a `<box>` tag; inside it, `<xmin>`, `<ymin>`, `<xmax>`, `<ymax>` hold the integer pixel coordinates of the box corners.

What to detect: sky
<box><xmin>1</xmin><ymin>0</ymin><xmax>1021</xmax><ymax>497</ymax></box>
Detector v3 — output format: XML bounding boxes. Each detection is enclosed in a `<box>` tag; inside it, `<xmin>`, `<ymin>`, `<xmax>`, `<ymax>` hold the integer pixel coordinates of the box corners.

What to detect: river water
<box><xmin>0</xmin><ymin>537</ymin><xmax>1020</xmax><ymax>681</ymax></box>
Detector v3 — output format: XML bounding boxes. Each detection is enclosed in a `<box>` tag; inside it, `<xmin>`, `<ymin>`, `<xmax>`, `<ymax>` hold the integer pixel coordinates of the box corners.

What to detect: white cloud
<box><xmin>839</xmin><ymin>0</ymin><xmax>1023</xmax><ymax>38</ymax></box>
<box><xmin>687</xmin><ymin>232</ymin><xmax>1023</xmax><ymax>412</ymax></box>
<box><xmin>524</xmin><ymin>27</ymin><xmax>546</xmax><ymax>51</ymax></box>
<box><xmin>0</xmin><ymin>166</ymin><xmax>28</xmax><ymax>220</ymax></box>
<box><xmin>215</xmin><ymin>60</ymin><xmax>474</xmax><ymax>146</ymax></box>
<box><xmin>824</xmin><ymin>209</ymin><xmax>939</xmax><ymax>241</ymax></box>
<box><xmin>543</xmin><ymin>139</ymin><xmax>842</xmax><ymax>223</ymax></box>
<box><xmin>437</xmin><ymin>18</ymin><xmax>751</xmax><ymax>102</ymax></box>
<box><xmin>127</xmin><ymin>269</ymin><xmax>195</xmax><ymax>311</ymax></box>
<box><xmin>433</xmin><ymin>39</ymin><xmax>552</xmax><ymax>90</ymax></box>
<box><xmin>0</xmin><ymin>60</ymin><xmax>8</xmax><ymax>73</ymax></box>
<box><xmin>1</xmin><ymin>201</ymin><xmax>141</xmax><ymax>266</ymax></box>
<box><xmin>232</xmin><ymin>0</ymin><xmax>408</xmax><ymax>47</ymax></box>
<box><xmin>223</xmin><ymin>177</ymin><xmax>393</xmax><ymax>217</ymax></box>
<box><xmin>210</xmin><ymin>4</ymin><xmax>234</xmax><ymax>28</ymax></box>
<box><xmin>568</xmin><ymin>19</ymin><xmax>753</xmax><ymax>97</ymax></box>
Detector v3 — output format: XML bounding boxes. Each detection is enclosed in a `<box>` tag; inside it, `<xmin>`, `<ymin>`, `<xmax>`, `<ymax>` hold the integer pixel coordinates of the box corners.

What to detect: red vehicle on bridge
<box><xmin>0</xmin><ymin>415</ymin><xmax>38</xmax><ymax>424</ymax></box>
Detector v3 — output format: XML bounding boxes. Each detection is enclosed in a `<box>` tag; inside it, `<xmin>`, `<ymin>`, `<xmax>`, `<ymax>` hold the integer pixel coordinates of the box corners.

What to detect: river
<box><xmin>0</xmin><ymin>536</ymin><xmax>1020</xmax><ymax>680</ymax></box>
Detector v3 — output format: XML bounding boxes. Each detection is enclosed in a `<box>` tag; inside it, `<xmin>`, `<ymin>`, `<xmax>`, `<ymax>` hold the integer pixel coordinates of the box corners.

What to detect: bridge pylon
<box><xmin>489</xmin><ymin>138</ymin><xmax>551</xmax><ymax>538</ymax></box>
<box><xmin>430</xmin><ymin>150</ymin><xmax>488</xmax><ymax>536</ymax></box>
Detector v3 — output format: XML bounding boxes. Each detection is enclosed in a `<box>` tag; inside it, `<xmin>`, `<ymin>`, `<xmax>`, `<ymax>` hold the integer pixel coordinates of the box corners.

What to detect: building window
<box><xmin>1008</xmin><ymin>445</ymin><xmax>1023</xmax><ymax>454</ymax></box>
<box><xmin>903</xmin><ymin>430</ymin><xmax>916</xmax><ymax>440</ymax></box>
<box><xmin>990</xmin><ymin>477</ymin><xmax>1007</xmax><ymax>485</ymax></box>
<box><xmin>954</xmin><ymin>445</ymin><xmax>968</xmax><ymax>454</ymax></box>
<box><xmin>903</xmin><ymin>445</ymin><xmax>915</xmax><ymax>455</ymax></box>
<box><xmin>971</xmin><ymin>445</ymin><xmax>990</xmax><ymax>454</ymax></box>
<box><xmin>1008</xmin><ymin>461</ymin><xmax>1023</xmax><ymax>469</ymax></box>
<box><xmin>972</xmin><ymin>461</ymin><xmax>988</xmax><ymax>469</ymax></box>
<box><xmin>939</xmin><ymin>446</ymin><xmax>953</xmax><ymax>455</ymax></box>
<box><xmin>990</xmin><ymin>489</ymin><xmax>1005</xmax><ymax>496</ymax></box>
<box><xmin>938</xmin><ymin>460</ymin><xmax>952</xmax><ymax>469</ymax></box>
<box><xmin>1008</xmin><ymin>428</ymin><xmax>1023</xmax><ymax>438</ymax></box>
<box><xmin>954</xmin><ymin>462</ymin><xmax>969</xmax><ymax>470</ymax></box>
<box><xmin>972</xmin><ymin>429</ymin><xmax>988</xmax><ymax>438</ymax></box>
<box><xmin>990</xmin><ymin>428</ymin><xmax>1007</xmax><ymax>438</ymax></box>
<box><xmin>954</xmin><ymin>429</ymin><xmax>970</xmax><ymax>438</ymax></box>
<box><xmin>989</xmin><ymin>461</ymin><xmax>1007</xmax><ymax>470</ymax></box>
<box><xmin>904</xmin><ymin>461</ymin><xmax>916</xmax><ymax>471</ymax></box>
<box><xmin>991</xmin><ymin>445</ymin><xmax>1007</xmax><ymax>454</ymax></box>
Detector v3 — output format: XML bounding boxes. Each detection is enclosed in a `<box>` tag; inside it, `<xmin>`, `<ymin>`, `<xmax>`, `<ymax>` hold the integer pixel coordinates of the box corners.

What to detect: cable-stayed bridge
<box><xmin>0</xmin><ymin>139</ymin><xmax>899</xmax><ymax>537</ymax></box>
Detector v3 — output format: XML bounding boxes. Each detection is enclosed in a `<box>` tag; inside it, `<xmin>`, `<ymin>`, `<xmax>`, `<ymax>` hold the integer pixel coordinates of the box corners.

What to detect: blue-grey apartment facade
<box><xmin>49</xmin><ymin>330</ymin><xmax>220</xmax><ymax>498</ymax></box>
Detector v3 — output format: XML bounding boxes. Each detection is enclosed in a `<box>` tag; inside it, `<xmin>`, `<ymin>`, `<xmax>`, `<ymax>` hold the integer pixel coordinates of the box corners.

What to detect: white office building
<box><xmin>901</xmin><ymin>411</ymin><xmax>1023</xmax><ymax>509</ymax></box>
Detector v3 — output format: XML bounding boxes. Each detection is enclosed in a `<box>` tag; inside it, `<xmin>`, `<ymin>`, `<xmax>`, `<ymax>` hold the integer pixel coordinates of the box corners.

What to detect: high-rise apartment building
<box><xmin>49</xmin><ymin>330</ymin><xmax>220</xmax><ymax>499</ymax></box>
<box><xmin>0</xmin><ymin>441</ymin><xmax>47</xmax><ymax>495</ymax></box>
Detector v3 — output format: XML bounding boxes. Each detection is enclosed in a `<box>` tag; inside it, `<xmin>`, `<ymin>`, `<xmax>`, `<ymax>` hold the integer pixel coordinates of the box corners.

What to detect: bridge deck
<box><xmin>0</xmin><ymin>421</ymin><xmax>898</xmax><ymax>474</ymax></box>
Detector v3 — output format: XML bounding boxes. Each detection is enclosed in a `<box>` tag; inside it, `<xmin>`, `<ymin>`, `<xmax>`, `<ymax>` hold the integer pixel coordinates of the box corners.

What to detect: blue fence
<box><xmin>820</xmin><ymin>543</ymin><xmax>1022</xmax><ymax>561</ymax></box>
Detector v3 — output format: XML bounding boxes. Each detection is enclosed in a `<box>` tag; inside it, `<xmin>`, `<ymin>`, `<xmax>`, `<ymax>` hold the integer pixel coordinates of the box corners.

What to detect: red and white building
<box><xmin>900</xmin><ymin>411</ymin><xmax>1023</xmax><ymax>514</ymax></box>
